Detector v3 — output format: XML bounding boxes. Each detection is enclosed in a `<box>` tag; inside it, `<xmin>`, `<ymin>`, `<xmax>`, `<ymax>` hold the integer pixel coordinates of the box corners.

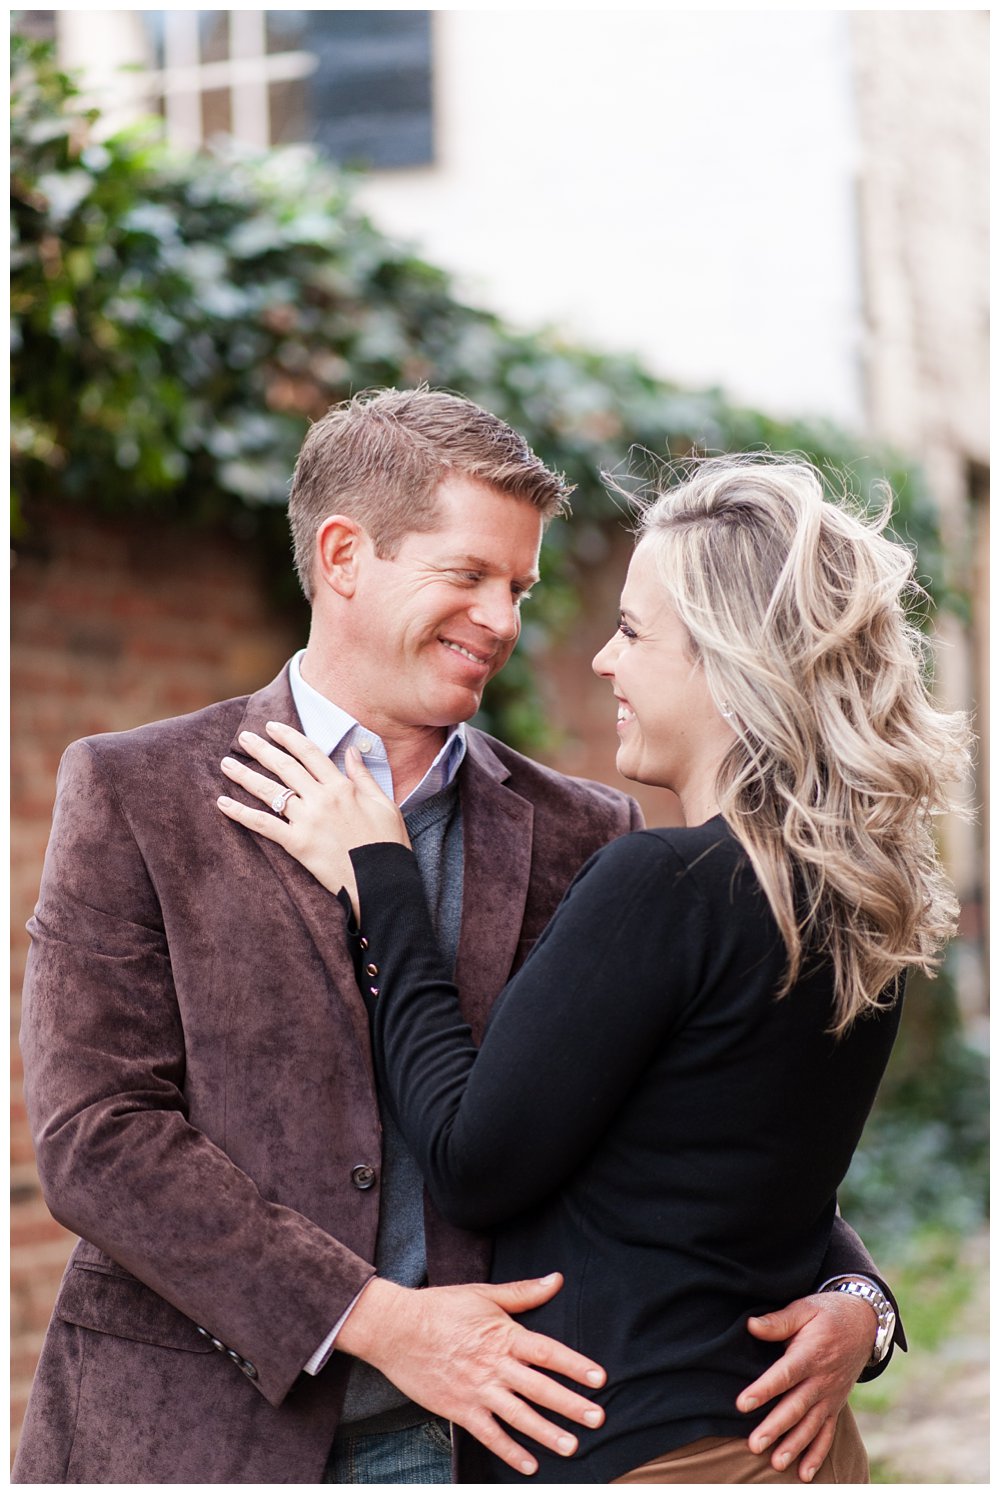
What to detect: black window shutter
<box><xmin>304</xmin><ymin>10</ymin><xmax>433</xmax><ymax>169</ymax></box>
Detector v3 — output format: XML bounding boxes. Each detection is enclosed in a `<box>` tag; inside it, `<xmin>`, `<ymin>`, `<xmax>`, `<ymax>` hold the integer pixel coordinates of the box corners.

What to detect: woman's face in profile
<box><xmin>592</xmin><ymin>542</ymin><xmax>732</xmax><ymax>801</ymax></box>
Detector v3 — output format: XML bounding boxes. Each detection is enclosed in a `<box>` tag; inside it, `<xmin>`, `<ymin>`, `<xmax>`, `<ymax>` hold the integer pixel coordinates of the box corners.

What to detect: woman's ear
<box><xmin>315</xmin><ymin>514</ymin><xmax>367</xmax><ymax>599</ymax></box>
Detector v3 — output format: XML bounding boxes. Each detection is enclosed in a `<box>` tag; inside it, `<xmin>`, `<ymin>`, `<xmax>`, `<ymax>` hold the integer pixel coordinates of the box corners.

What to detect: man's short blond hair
<box><xmin>288</xmin><ymin>387</ymin><xmax>572</xmax><ymax>601</ymax></box>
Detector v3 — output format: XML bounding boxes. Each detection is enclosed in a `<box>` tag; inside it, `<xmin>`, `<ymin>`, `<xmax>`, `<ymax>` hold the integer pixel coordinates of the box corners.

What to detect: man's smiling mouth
<box><xmin>441</xmin><ymin>639</ymin><xmax>491</xmax><ymax>665</ymax></box>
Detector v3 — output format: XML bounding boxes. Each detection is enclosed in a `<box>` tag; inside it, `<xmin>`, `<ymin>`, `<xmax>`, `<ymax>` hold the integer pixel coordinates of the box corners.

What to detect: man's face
<box><xmin>347</xmin><ymin>475</ymin><xmax>544</xmax><ymax>735</ymax></box>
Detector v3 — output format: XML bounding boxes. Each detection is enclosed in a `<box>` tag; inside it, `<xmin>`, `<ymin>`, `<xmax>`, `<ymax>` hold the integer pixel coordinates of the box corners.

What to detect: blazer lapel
<box><xmin>225</xmin><ymin>684</ymin><xmax>534</xmax><ymax>1067</ymax></box>
<box><xmin>455</xmin><ymin>731</ymin><xmax>534</xmax><ymax>1043</ymax></box>
<box><xmin>227</xmin><ymin>668</ymin><xmax>376</xmax><ymax>1092</ymax></box>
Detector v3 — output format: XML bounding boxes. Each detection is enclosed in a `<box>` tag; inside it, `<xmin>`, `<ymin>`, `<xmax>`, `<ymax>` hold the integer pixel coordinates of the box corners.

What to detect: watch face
<box><xmin>870</xmin><ymin>1305</ymin><xmax>895</xmax><ymax>1361</ymax></box>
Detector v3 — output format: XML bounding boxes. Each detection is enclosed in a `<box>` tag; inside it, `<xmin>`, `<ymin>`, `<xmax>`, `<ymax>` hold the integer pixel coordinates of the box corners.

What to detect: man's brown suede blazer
<box><xmin>14</xmin><ymin>666</ymin><xmax>643</xmax><ymax>1482</ymax></box>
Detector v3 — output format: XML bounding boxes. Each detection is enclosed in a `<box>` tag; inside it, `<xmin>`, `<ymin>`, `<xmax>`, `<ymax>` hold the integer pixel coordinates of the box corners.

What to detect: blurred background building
<box><xmin>11</xmin><ymin>10</ymin><xmax>988</xmax><ymax>1473</ymax></box>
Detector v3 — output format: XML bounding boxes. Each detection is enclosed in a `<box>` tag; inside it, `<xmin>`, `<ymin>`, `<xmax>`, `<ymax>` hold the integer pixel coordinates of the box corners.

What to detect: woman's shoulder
<box><xmin>585</xmin><ymin>816</ymin><xmax>745</xmax><ymax>895</ymax></box>
<box><xmin>647</xmin><ymin>815</ymin><xmax>743</xmax><ymax>861</ymax></box>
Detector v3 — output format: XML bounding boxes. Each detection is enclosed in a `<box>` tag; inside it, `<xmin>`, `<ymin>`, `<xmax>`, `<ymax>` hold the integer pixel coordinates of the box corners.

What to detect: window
<box><xmin>142</xmin><ymin>10</ymin><xmax>433</xmax><ymax>166</ymax></box>
<box><xmin>15</xmin><ymin>11</ymin><xmax>57</xmax><ymax>41</ymax></box>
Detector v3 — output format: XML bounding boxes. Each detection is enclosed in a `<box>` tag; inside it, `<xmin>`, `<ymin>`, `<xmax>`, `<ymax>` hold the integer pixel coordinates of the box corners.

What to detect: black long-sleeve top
<box><xmin>351</xmin><ymin>818</ymin><xmax>902</xmax><ymax>1483</ymax></box>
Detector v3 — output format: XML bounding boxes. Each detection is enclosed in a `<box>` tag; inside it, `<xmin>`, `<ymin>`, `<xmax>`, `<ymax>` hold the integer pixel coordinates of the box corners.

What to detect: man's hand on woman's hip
<box><xmin>737</xmin><ymin>1291</ymin><xmax>877</xmax><ymax>1482</ymax></box>
<box><xmin>335</xmin><ymin>1273</ymin><xmax>606</xmax><ymax>1477</ymax></box>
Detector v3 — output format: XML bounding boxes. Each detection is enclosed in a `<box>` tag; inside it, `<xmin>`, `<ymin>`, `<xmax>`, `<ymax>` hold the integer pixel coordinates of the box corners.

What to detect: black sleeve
<box><xmin>351</xmin><ymin>833</ymin><xmax>704</xmax><ymax>1232</ymax></box>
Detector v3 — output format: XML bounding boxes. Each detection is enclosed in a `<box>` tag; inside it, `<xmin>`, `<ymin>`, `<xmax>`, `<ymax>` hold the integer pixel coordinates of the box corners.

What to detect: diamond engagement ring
<box><xmin>271</xmin><ymin>787</ymin><xmax>296</xmax><ymax>817</ymax></box>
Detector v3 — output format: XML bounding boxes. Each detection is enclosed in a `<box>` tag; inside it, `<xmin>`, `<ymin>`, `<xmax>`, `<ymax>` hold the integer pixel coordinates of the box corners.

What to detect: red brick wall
<box><xmin>10</xmin><ymin>510</ymin><xmax>304</xmax><ymax>1449</ymax></box>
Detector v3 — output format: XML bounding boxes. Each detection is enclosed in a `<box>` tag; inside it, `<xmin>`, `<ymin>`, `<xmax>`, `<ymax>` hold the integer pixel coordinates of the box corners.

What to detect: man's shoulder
<box><xmin>67</xmin><ymin>693</ymin><xmax>253</xmax><ymax>771</ymax></box>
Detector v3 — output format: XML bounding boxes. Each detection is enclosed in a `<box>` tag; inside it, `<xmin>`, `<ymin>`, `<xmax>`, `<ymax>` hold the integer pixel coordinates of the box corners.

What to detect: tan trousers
<box><xmin>613</xmin><ymin>1406</ymin><xmax>869</xmax><ymax>1484</ymax></box>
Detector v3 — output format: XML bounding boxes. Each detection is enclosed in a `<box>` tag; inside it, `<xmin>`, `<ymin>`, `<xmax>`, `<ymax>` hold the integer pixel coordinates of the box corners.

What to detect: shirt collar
<box><xmin>287</xmin><ymin>650</ymin><xmax>467</xmax><ymax>809</ymax></box>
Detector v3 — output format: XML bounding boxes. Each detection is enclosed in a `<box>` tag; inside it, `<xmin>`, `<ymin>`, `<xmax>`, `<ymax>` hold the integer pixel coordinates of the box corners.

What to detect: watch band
<box><xmin>821</xmin><ymin>1276</ymin><xmax>896</xmax><ymax>1366</ymax></box>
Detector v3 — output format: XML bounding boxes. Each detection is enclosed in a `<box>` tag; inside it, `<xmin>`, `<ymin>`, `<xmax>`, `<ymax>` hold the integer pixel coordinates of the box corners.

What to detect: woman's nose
<box><xmin>592</xmin><ymin>634</ymin><xmax>620</xmax><ymax>677</ymax></box>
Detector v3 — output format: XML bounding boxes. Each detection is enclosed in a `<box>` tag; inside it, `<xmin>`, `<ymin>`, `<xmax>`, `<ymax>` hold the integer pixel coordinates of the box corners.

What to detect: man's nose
<box><xmin>469</xmin><ymin>586</ymin><xmax>520</xmax><ymax>641</ymax></box>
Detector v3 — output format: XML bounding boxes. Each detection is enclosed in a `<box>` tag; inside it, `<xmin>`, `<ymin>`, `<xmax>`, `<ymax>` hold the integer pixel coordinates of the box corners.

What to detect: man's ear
<box><xmin>315</xmin><ymin>514</ymin><xmax>368</xmax><ymax>599</ymax></box>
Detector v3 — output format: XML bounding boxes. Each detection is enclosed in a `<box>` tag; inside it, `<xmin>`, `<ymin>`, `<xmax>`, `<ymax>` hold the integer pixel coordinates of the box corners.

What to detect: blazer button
<box><xmin>365</xmin><ymin>962</ymin><xmax>379</xmax><ymax>977</ymax></box>
<box><xmin>210</xmin><ymin>1336</ymin><xmax>225</xmax><ymax>1353</ymax></box>
<box><xmin>195</xmin><ymin>1324</ymin><xmax>210</xmax><ymax>1339</ymax></box>
<box><xmin>351</xmin><ymin>1163</ymin><xmax>377</xmax><ymax>1190</ymax></box>
<box><xmin>359</xmin><ymin>937</ymin><xmax>369</xmax><ymax>950</ymax></box>
<box><xmin>241</xmin><ymin>1359</ymin><xmax>258</xmax><ymax>1380</ymax></box>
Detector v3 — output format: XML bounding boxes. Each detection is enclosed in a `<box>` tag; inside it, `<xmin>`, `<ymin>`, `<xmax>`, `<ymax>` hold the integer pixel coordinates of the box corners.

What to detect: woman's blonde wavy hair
<box><xmin>636</xmin><ymin>455</ymin><xmax>971</xmax><ymax>1034</ymax></box>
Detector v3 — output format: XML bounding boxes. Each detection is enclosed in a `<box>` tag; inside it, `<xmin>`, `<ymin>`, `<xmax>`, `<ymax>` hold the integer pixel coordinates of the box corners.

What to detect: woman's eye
<box><xmin>618</xmin><ymin>620</ymin><xmax>637</xmax><ymax>639</ymax></box>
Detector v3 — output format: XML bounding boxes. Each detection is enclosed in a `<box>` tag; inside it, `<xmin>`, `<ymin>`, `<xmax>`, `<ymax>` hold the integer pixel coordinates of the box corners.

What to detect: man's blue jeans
<box><xmin>324</xmin><ymin>1416</ymin><xmax>453</xmax><ymax>1483</ymax></box>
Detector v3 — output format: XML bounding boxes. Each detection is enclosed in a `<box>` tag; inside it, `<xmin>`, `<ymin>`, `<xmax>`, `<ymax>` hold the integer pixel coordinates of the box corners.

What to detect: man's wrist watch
<box><xmin>821</xmin><ymin>1275</ymin><xmax>896</xmax><ymax>1367</ymax></box>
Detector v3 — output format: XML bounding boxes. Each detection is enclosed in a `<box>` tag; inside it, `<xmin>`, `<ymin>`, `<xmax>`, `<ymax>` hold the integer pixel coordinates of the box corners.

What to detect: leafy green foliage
<box><xmin>11</xmin><ymin>33</ymin><xmax>960</xmax><ymax>745</ymax></box>
<box><xmin>840</xmin><ymin>969</ymin><xmax>988</xmax><ymax>1256</ymax></box>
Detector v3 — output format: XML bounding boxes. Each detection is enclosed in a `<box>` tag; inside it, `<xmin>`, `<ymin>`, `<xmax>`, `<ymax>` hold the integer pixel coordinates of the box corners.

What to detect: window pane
<box><xmin>199</xmin><ymin>10</ymin><xmax>229</xmax><ymax>65</ymax></box>
<box><xmin>14</xmin><ymin>11</ymin><xmax>57</xmax><ymax>41</ymax></box>
<box><xmin>269</xmin><ymin>77</ymin><xmax>309</xmax><ymax>147</ymax></box>
<box><xmin>266</xmin><ymin>10</ymin><xmax>307</xmax><ymax>55</ymax></box>
<box><xmin>202</xmin><ymin>86</ymin><xmax>232</xmax><ymax>140</ymax></box>
<box><xmin>143</xmin><ymin>11</ymin><xmax>166</xmax><ymax>67</ymax></box>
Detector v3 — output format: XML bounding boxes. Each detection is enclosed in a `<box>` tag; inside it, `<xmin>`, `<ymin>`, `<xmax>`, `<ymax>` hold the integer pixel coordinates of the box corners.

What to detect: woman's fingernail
<box><xmin>556</xmin><ymin>1435</ymin><xmax>576</xmax><ymax>1456</ymax></box>
<box><xmin>742</xmin><ymin>1396</ymin><xmax>758</xmax><ymax>1411</ymax></box>
<box><xmin>584</xmin><ymin>1409</ymin><xmax>603</xmax><ymax>1427</ymax></box>
<box><xmin>221</xmin><ymin>757</ymin><xmax>237</xmax><ymax>769</ymax></box>
<box><xmin>586</xmin><ymin>1368</ymin><xmax>604</xmax><ymax>1387</ymax></box>
<box><xmin>803</xmin><ymin>1466</ymin><xmax>816</xmax><ymax>1482</ymax></box>
<box><xmin>266</xmin><ymin>720</ymin><xmax>283</xmax><ymax>731</ymax></box>
<box><xmin>239</xmin><ymin>731</ymin><xmax>257</xmax><ymax>743</ymax></box>
<box><xmin>520</xmin><ymin>1460</ymin><xmax>536</xmax><ymax>1476</ymax></box>
<box><xmin>218</xmin><ymin>796</ymin><xmax>233</xmax><ymax>807</ymax></box>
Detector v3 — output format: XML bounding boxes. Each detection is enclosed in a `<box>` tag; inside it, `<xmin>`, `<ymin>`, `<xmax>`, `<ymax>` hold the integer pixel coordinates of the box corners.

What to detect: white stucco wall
<box><xmin>358</xmin><ymin>10</ymin><xmax>865</xmax><ymax>426</ymax></box>
<box><xmin>51</xmin><ymin>10</ymin><xmax>864</xmax><ymax>423</ymax></box>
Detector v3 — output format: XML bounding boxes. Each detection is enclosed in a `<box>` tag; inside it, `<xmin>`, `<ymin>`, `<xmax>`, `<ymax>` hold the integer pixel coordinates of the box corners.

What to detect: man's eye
<box><xmin>513</xmin><ymin>588</ymin><xmax>533</xmax><ymax>605</ymax></box>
